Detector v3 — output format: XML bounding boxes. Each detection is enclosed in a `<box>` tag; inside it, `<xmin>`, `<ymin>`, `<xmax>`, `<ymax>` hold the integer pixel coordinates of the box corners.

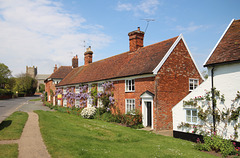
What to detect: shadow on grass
<box><xmin>0</xmin><ymin>120</ymin><xmax>12</xmax><ymax>131</ymax></box>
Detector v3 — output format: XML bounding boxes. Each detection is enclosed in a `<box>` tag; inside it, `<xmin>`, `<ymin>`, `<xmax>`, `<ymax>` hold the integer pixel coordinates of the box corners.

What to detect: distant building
<box><xmin>44</xmin><ymin>64</ymin><xmax>73</xmax><ymax>105</ymax></box>
<box><xmin>26</xmin><ymin>66</ymin><xmax>37</xmax><ymax>78</ymax></box>
<box><xmin>26</xmin><ymin>66</ymin><xmax>50</xmax><ymax>92</ymax></box>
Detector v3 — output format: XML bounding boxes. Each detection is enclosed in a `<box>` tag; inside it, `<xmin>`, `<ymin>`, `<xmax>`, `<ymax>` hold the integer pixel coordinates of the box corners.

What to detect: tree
<box><xmin>201</xmin><ymin>70</ymin><xmax>208</xmax><ymax>79</ymax></box>
<box><xmin>39</xmin><ymin>83</ymin><xmax>45</xmax><ymax>93</ymax></box>
<box><xmin>0</xmin><ymin>63</ymin><xmax>11</xmax><ymax>85</ymax></box>
<box><xmin>14</xmin><ymin>73</ymin><xmax>37</xmax><ymax>95</ymax></box>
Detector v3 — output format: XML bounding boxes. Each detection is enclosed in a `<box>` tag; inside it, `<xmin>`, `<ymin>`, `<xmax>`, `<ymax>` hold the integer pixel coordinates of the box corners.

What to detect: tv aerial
<box><xmin>141</xmin><ymin>19</ymin><xmax>155</xmax><ymax>33</ymax></box>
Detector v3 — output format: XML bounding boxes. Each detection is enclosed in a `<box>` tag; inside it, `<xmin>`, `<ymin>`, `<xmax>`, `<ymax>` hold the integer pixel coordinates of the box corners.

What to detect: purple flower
<box><xmin>97</xmin><ymin>92</ymin><xmax>102</xmax><ymax>98</ymax></box>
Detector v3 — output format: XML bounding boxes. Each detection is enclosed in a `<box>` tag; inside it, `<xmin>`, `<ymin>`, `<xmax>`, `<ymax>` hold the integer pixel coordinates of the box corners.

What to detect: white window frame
<box><xmin>125</xmin><ymin>99</ymin><xmax>135</xmax><ymax>113</ymax></box>
<box><xmin>48</xmin><ymin>95</ymin><xmax>51</xmax><ymax>101</ymax></box>
<box><xmin>75</xmin><ymin>99</ymin><xmax>80</xmax><ymax>108</ymax></box>
<box><xmin>125</xmin><ymin>79</ymin><xmax>135</xmax><ymax>92</ymax></box>
<box><xmin>189</xmin><ymin>79</ymin><xmax>199</xmax><ymax>91</ymax></box>
<box><xmin>63</xmin><ymin>87</ymin><xmax>67</xmax><ymax>94</ymax></box>
<box><xmin>97</xmin><ymin>83</ymin><xmax>104</xmax><ymax>107</ymax></box>
<box><xmin>75</xmin><ymin>86</ymin><xmax>80</xmax><ymax>93</ymax></box>
<box><xmin>87</xmin><ymin>84</ymin><xmax>93</xmax><ymax>107</ymax></box>
<box><xmin>63</xmin><ymin>99</ymin><xmax>67</xmax><ymax>107</ymax></box>
<box><xmin>185</xmin><ymin>109</ymin><xmax>198</xmax><ymax>124</ymax></box>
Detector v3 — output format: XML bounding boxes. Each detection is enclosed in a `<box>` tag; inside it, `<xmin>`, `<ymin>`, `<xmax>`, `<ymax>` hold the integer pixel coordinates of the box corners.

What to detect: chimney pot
<box><xmin>54</xmin><ymin>64</ymin><xmax>58</xmax><ymax>72</ymax></box>
<box><xmin>84</xmin><ymin>46</ymin><xmax>93</xmax><ymax>66</ymax></box>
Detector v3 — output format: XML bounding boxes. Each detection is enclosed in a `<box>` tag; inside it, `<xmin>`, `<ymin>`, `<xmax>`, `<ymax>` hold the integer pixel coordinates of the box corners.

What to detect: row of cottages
<box><xmin>48</xmin><ymin>27</ymin><xmax>204</xmax><ymax>131</ymax></box>
<box><xmin>173</xmin><ymin>19</ymin><xmax>240</xmax><ymax>141</ymax></box>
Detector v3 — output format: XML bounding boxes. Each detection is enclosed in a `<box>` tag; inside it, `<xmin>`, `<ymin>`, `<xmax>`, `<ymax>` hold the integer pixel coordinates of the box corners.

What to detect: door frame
<box><xmin>141</xmin><ymin>97</ymin><xmax>153</xmax><ymax>129</ymax></box>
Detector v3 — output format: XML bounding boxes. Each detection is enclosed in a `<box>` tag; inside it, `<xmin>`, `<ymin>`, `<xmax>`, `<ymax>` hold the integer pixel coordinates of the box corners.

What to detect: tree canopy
<box><xmin>0</xmin><ymin>63</ymin><xmax>11</xmax><ymax>84</ymax></box>
<box><xmin>14</xmin><ymin>73</ymin><xmax>37</xmax><ymax>95</ymax></box>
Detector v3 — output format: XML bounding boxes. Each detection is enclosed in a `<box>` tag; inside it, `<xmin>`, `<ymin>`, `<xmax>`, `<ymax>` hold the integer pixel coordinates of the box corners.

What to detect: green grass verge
<box><xmin>0</xmin><ymin>144</ymin><xmax>18</xmax><ymax>158</ymax></box>
<box><xmin>36</xmin><ymin>111</ymin><xmax>217</xmax><ymax>158</ymax></box>
<box><xmin>0</xmin><ymin>111</ymin><xmax>28</xmax><ymax>140</ymax></box>
<box><xmin>29</xmin><ymin>98</ymin><xmax>41</xmax><ymax>101</ymax></box>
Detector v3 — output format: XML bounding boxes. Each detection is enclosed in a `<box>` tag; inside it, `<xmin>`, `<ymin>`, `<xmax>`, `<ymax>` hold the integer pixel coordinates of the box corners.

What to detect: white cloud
<box><xmin>0</xmin><ymin>0</ymin><xmax>112</xmax><ymax>76</ymax></box>
<box><xmin>116</xmin><ymin>0</ymin><xmax>161</xmax><ymax>16</ymax></box>
<box><xmin>176</xmin><ymin>22</ymin><xmax>209</xmax><ymax>33</ymax></box>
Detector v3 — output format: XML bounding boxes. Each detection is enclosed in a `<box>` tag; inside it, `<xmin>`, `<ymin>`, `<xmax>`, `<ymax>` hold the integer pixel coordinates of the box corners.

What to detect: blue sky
<box><xmin>0</xmin><ymin>0</ymin><xmax>239</xmax><ymax>76</ymax></box>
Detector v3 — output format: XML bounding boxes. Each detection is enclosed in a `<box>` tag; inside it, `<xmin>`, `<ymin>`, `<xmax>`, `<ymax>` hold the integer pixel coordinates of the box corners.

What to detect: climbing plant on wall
<box><xmin>178</xmin><ymin>89</ymin><xmax>240</xmax><ymax>140</ymax></box>
<box><xmin>54</xmin><ymin>81</ymin><xmax>115</xmax><ymax>111</ymax></box>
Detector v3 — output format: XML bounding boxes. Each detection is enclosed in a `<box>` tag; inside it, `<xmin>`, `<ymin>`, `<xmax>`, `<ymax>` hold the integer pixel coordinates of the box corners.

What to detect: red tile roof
<box><xmin>47</xmin><ymin>66</ymin><xmax>72</xmax><ymax>79</ymax></box>
<box><xmin>204</xmin><ymin>19</ymin><xmax>240</xmax><ymax>67</ymax></box>
<box><xmin>57</xmin><ymin>36</ymin><xmax>178</xmax><ymax>86</ymax></box>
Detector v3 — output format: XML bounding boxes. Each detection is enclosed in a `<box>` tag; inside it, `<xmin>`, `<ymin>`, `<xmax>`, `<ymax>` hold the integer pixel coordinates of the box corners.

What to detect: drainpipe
<box><xmin>211</xmin><ymin>67</ymin><xmax>216</xmax><ymax>133</ymax></box>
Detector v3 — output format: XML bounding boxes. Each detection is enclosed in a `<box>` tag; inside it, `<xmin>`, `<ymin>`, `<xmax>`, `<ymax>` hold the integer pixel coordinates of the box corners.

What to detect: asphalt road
<box><xmin>0</xmin><ymin>96</ymin><xmax>40</xmax><ymax>123</ymax></box>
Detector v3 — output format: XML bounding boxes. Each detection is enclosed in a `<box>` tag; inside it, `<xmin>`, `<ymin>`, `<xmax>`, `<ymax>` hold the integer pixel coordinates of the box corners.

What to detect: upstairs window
<box><xmin>186</xmin><ymin>109</ymin><xmax>198</xmax><ymax>124</ymax></box>
<box><xmin>189</xmin><ymin>79</ymin><xmax>199</xmax><ymax>91</ymax></box>
<box><xmin>125</xmin><ymin>99</ymin><xmax>135</xmax><ymax>113</ymax></box>
<box><xmin>125</xmin><ymin>79</ymin><xmax>135</xmax><ymax>92</ymax></box>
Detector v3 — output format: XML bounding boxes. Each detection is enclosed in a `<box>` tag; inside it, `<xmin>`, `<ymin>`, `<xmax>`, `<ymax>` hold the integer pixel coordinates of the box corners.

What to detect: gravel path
<box><xmin>0</xmin><ymin>100</ymin><xmax>52</xmax><ymax>158</ymax></box>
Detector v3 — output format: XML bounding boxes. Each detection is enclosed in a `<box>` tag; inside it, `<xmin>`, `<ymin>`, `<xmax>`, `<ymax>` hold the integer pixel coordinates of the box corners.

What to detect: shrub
<box><xmin>195</xmin><ymin>134</ymin><xmax>236</xmax><ymax>157</ymax></box>
<box><xmin>81</xmin><ymin>107</ymin><xmax>97</xmax><ymax>119</ymax></box>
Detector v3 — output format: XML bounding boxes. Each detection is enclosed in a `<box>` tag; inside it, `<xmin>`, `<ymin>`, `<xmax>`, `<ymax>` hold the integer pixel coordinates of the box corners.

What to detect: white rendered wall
<box><xmin>172</xmin><ymin>63</ymin><xmax>240</xmax><ymax>141</ymax></box>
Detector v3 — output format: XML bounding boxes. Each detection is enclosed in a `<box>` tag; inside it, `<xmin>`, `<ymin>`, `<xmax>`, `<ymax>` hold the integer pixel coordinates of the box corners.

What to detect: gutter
<box><xmin>211</xmin><ymin>67</ymin><xmax>216</xmax><ymax>133</ymax></box>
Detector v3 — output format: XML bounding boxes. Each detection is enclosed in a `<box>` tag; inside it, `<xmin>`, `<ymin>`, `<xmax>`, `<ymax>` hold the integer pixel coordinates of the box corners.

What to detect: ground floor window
<box><xmin>125</xmin><ymin>99</ymin><xmax>135</xmax><ymax>113</ymax></box>
<box><xmin>63</xmin><ymin>99</ymin><xmax>67</xmax><ymax>107</ymax></box>
<box><xmin>87</xmin><ymin>96</ymin><xmax>93</xmax><ymax>107</ymax></box>
<box><xmin>186</xmin><ymin>109</ymin><xmax>197</xmax><ymax>124</ymax></box>
<box><xmin>75</xmin><ymin>99</ymin><xmax>80</xmax><ymax>108</ymax></box>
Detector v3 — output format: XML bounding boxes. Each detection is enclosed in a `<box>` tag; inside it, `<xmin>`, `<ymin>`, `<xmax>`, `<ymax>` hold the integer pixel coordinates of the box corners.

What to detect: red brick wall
<box><xmin>45</xmin><ymin>80</ymin><xmax>56</xmax><ymax>103</ymax></box>
<box><xmin>154</xmin><ymin>39</ymin><xmax>204</xmax><ymax>130</ymax></box>
<box><xmin>113</xmin><ymin>77</ymin><xmax>155</xmax><ymax>114</ymax></box>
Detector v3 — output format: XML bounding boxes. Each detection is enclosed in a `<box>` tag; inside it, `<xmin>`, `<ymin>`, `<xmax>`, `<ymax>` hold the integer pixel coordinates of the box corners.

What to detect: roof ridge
<box><xmin>139</xmin><ymin>36</ymin><xmax>179</xmax><ymax>50</ymax></box>
<box><xmin>83</xmin><ymin>36</ymin><xmax>179</xmax><ymax>67</ymax></box>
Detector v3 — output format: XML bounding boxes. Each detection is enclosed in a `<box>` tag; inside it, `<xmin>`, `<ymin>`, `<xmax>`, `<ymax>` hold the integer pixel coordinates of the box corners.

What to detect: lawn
<box><xmin>0</xmin><ymin>144</ymin><xmax>18</xmax><ymax>158</ymax></box>
<box><xmin>36</xmin><ymin>111</ymin><xmax>217</xmax><ymax>158</ymax></box>
<box><xmin>0</xmin><ymin>111</ymin><xmax>28</xmax><ymax>140</ymax></box>
<box><xmin>0</xmin><ymin>111</ymin><xmax>28</xmax><ymax>158</ymax></box>
<box><xmin>29</xmin><ymin>98</ymin><xmax>41</xmax><ymax>101</ymax></box>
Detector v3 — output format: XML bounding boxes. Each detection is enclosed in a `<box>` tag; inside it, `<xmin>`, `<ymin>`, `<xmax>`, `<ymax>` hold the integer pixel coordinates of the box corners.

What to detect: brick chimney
<box><xmin>54</xmin><ymin>64</ymin><xmax>57</xmax><ymax>72</ymax></box>
<box><xmin>128</xmin><ymin>27</ymin><xmax>144</xmax><ymax>52</ymax></box>
<box><xmin>72</xmin><ymin>55</ymin><xmax>78</xmax><ymax>68</ymax></box>
<box><xmin>84</xmin><ymin>46</ymin><xmax>93</xmax><ymax>66</ymax></box>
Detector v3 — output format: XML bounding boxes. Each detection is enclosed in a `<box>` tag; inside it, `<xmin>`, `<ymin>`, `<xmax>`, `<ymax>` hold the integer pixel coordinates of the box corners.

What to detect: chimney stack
<box><xmin>72</xmin><ymin>55</ymin><xmax>78</xmax><ymax>68</ymax></box>
<box><xmin>84</xmin><ymin>46</ymin><xmax>93</xmax><ymax>66</ymax></box>
<box><xmin>128</xmin><ymin>27</ymin><xmax>144</xmax><ymax>52</ymax></box>
<box><xmin>54</xmin><ymin>64</ymin><xmax>58</xmax><ymax>72</ymax></box>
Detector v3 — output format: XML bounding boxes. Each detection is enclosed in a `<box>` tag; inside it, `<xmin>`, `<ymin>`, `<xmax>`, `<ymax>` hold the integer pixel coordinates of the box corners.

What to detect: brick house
<box><xmin>56</xmin><ymin>27</ymin><xmax>204</xmax><ymax>131</ymax></box>
<box><xmin>44</xmin><ymin>60</ymin><xmax>75</xmax><ymax>104</ymax></box>
<box><xmin>172</xmin><ymin>19</ymin><xmax>240</xmax><ymax>141</ymax></box>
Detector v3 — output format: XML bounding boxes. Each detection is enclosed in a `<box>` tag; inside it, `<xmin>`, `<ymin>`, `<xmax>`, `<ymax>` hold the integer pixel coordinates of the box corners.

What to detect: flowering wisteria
<box><xmin>102</xmin><ymin>81</ymin><xmax>114</xmax><ymax>91</ymax></box>
<box><xmin>97</xmin><ymin>81</ymin><xmax>115</xmax><ymax>107</ymax></box>
<box><xmin>54</xmin><ymin>82</ymin><xmax>115</xmax><ymax>110</ymax></box>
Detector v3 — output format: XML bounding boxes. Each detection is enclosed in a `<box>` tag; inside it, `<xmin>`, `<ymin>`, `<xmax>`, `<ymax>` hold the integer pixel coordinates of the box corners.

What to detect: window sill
<box><xmin>125</xmin><ymin>91</ymin><xmax>135</xmax><ymax>93</ymax></box>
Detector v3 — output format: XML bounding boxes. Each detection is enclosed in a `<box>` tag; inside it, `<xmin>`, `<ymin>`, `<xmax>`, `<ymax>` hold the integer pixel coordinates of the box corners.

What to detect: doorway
<box><xmin>146</xmin><ymin>102</ymin><xmax>152</xmax><ymax>127</ymax></box>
